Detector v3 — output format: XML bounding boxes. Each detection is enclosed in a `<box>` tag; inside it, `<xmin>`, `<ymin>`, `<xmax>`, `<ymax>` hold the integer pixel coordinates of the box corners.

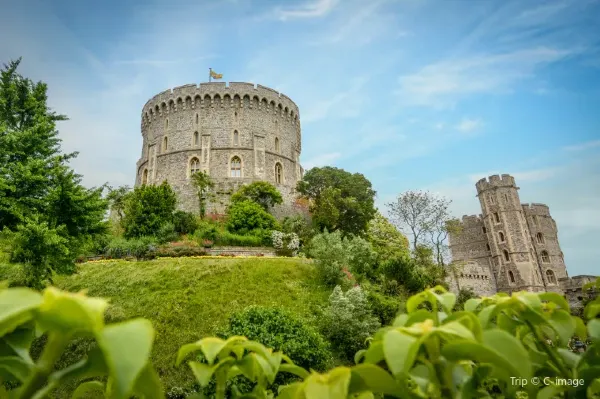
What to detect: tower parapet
<box><xmin>521</xmin><ymin>203</ymin><xmax>551</xmax><ymax>216</ymax></box>
<box><xmin>476</xmin><ymin>174</ymin><xmax>518</xmax><ymax>194</ymax></box>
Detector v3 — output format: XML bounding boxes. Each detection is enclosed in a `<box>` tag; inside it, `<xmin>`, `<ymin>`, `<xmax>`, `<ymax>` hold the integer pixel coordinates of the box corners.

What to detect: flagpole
<box><xmin>209</xmin><ymin>68</ymin><xmax>212</xmax><ymax>83</ymax></box>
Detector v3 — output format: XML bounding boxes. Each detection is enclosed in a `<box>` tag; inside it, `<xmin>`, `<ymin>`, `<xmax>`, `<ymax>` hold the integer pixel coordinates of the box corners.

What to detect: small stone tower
<box><xmin>475</xmin><ymin>174</ymin><xmax>545</xmax><ymax>293</ymax></box>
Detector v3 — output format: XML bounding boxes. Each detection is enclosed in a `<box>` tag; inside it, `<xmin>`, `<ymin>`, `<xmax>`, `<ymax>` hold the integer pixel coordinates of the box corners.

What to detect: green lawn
<box><xmin>0</xmin><ymin>257</ymin><xmax>332</xmax><ymax>396</ymax></box>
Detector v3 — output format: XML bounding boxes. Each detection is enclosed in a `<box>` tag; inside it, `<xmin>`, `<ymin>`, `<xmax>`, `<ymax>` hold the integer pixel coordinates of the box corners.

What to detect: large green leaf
<box><xmin>36</xmin><ymin>287</ymin><xmax>107</xmax><ymax>334</ymax></box>
<box><xmin>71</xmin><ymin>381</ymin><xmax>106</xmax><ymax>398</ymax></box>
<box><xmin>477</xmin><ymin>305</ymin><xmax>497</xmax><ymax>329</ymax></box>
<box><xmin>442</xmin><ymin>312</ymin><xmax>483</xmax><ymax>342</ymax></box>
<box><xmin>383</xmin><ymin>329</ymin><xmax>419</xmax><ymax>376</ymax></box>
<box><xmin>539</xmin><ymin>292</ymin><xmax>570</xmax><ymax>311</ymax></box>
<box><xmin>132</xmin><ymin>364</ymin><xmax>164</xmax><ymax>399</ymax></box>
<box><xmin>0</xmin><ymin>356</ymin><xmax>33</xmax><ymax>382</ymax></box>
<box><xmin>96</xmin><ymin>319</ymin><xmax>154</xmax><ymax>399</ymax></box>
<box><xmin>442</xmin><ymin>329</ymin><xmax>532</xmax><ymax>383</ymax></box>
<box><xmin>0</xmin><ymin>288</ymin><xmax>42</xmax><ymax>337</ymax></box>
<box><xmin>547</xmin><ymin>309</ymin><xmax>575</xmax><ymax>346</ymax></box>
<box><xmin>279</xmin><ymin>363</ymin><xmax>310</xmax><ymax>379</ymax></box>
<box><xmin>2</xmin><ymin>327</ymin><xmax>35</xmax><ymax>363</ymax></box>
<box><xmin>349</xmin><ymin>364</ymin><xmax>402</xmax><ymax>397</ymax></box>
<box><xmin>588</xmin><ymin>319</ymin><xmax>600</xmax><ymax>342</ymax></box>
<box><xmin>188</xmin><ymin>361</ymin><xmax>218</xmax><ymax>387</ymax></box>
<box><xmin>177</xmin><ymin>337</ymin><xmax>227</xmax><ymax>366</ymax></box>
<box><xmin>303</xmin><ymin>367</ymin><xmax>351</xmax><ymax>399</ymax></box>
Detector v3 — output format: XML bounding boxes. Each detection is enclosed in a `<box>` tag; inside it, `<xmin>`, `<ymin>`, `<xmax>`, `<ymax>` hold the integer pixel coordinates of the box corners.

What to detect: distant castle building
<box><xmin>448</xmin><ymin>174</ymin><xmax>595</xmax><ymax>307</ymax></box>
<box><xmin>135</xmin><ymin>82</ymin><xmax>304</xmax><ymax>215</ymax></box>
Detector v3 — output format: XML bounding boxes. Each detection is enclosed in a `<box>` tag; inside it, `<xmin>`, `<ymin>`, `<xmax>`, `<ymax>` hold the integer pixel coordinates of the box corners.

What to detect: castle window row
<box><xmin>159</xmin><ymin>131</ymin><xmax>286</xmax><ymax>153</ymax></box>
<box><xmin>460</xmin><ymin>273</ymin><xmax>490</xmax><ymax>280</ymax></box>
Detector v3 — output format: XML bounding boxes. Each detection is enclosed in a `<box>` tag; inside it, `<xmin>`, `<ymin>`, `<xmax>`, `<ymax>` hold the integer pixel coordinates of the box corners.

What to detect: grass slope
<box><xmin>0</xmin><ymin>257</ymin><xmax>331</xmax><ymax>396</ymax></box>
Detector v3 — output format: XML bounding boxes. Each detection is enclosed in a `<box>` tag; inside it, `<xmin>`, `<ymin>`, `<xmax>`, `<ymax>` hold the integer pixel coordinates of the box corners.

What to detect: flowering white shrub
<box><xmin>271</xmin><ymin>230</ymin><xmax>300</xmax><ymax>256</ymax></box>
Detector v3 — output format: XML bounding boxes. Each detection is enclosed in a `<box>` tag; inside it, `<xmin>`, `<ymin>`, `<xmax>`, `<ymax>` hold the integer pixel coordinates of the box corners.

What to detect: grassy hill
<box><xmin>0</xmin><ymin>257</ymin><xmax>332</xmax><ymax>396</ymax></box>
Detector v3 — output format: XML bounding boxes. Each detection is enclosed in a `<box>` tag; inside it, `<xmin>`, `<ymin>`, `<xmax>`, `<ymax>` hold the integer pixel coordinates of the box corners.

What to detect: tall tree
<box><xmin>386</xmin><ymin>191</ymin><xmax>458</xmax><ymax>266</ymax></box>
<box><xmin>0</xmin><ymin>58</ymin><xmax>108</xmax><ymax>286</ymax></box>
<box><xmin>190</xmin><ymin>171</ymin><xmax>214</xmax><ymax>218</ymax></box>
<box><xmin>121</xmin><ymin>181</ymin><xmax>177</xmax><ymax>238</ymax></box>
<box><xmin>366</xmin><ymin>212</ymin><xmax>410</xmax><ymax>262</ymax></box>
<box><xmin>297</xmin><ymin>167</ymin><xmax>376</xmax><ymax>237</ymax></box>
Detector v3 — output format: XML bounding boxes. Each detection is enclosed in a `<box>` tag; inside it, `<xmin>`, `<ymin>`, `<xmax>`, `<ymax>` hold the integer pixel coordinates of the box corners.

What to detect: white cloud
<box><xmin>302</xmin><ymin>152</ymin><xmax>342</xmax><ymax>169</ymax></box>
<box><xmin>563</xmin><ymin>140</ymin><xmax>600</xmax><ymax>152</ymax></box>
<box><xmin>455</xmin><ymin>118</ymin><xmax>483</xmax><ymax>133</ymax></box>
<box><xmin>276</xmin><ymin>0</ymin><xmax>339</xmax><ymax>20</ymax></box>
<box><xmin>397</xmin><ymin>47</ymin><xmax>575</xmax><ymax>107</ymax></box>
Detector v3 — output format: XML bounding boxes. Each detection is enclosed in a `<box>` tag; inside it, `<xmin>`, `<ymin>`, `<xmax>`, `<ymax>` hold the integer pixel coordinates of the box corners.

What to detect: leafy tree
<box><xmin>297</xmin><ymin>167</ymin><xmax>376</xmax><ymax>237</ymax></box>
<box><xmin>190</xmin><ymin>171</ymin><xmax>214</xmax><ymax>218</ymax></box>
<box><xmin>226</xmin><ymin>200</ymin><xmax>279</xmax><ymax>235</ymax></box>
<box><xmin>0</xmin><ymin>58</ymin><xmax>67</xmax><ymax>230</ymax></box>
<box><xmin>2</xmin><ymin>217</ymin><xmax>70</xmax><ymax>289</ymax></box>
<box><xmin>366</xmin><ymin>212</ymin><xmax>410</xmax><ymax>262</ymax></box>
<box><xmin>121</xmin><ymin>181</ymin><xmax>177</xmax><ymax>238</ymax></box>
<box><xmin>106</xmin><ymin>185</ymin><xmax>131</xmax><ymax>223</ymax></box>
<box><xmin>0</xmin><ymin>59</ymin><xmax>108</xmax><ymax>282</ymax></box>
<box><xmin>231</xmin><ymin>181</ymin><xmax>283</xmax><ymax>211</ymax></box>
<box><xmin>172</xmin><ymin>210</ymin><xmax>198</xmax><ymax>235</ymax></box>
<box><xmin>387</xmin><ymin>190</ymin><xmax>459</xmax><ymax>266</ymax></box>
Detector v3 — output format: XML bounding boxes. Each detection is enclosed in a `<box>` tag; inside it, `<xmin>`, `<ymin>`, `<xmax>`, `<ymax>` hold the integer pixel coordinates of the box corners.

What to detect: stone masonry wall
<box><xmin>135</xmin><ymin>82</ymin><xmax>303</xmax><ymax>214</ymax></box>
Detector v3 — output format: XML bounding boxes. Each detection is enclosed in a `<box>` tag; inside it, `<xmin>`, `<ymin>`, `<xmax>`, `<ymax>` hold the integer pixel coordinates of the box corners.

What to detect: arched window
<box><xmin>275</xmin><ymin>163</ymin><xmax>282</xmax><ymax>184</ymax></box>
<box><xmin>536</xmin><ymin>232</ymin><xmax>544</xmax><ymax>244</ymax></box>
<box><xmin>498</xmin><ymin>231</ymin><xmax>505</xmax><ymax>242</ymax></box>
<box><xmin>233</xmin><ymin>130</ymin><xmax>239</xmax><ymax>146</ymax></box>
<box><xmin>142</xmin><ymin>169</ymin><xmax>148</xmax><ymax>185</ymax></box>
<box><xmin>546</xmin><ymin>269</ymin><xmax>557</xmax><ymax>284</ymax></box>
<box><xmin>194</xmin><ymin>131</ymin><xmax>199</xmax><ymax>146</ymax></box>
<box><xmin>189</xmin><ymin>157</ymin><xmax>200</xmax><ymax>175</ymax></box>
<box><xmin>275</xmin><ymin>137</ymin><xmax>280</xmax><ymax>153</ymax></box>
<box><xmin>541</xmin><ymin>250</ymin><xmax>550</xmax><ymax>263</ymax></box>
<box><xmin>230</xmin><ymin>156</ymin><xmax>241</xmax><ymax>177</ymax></box>
<box><xmin>508</xmin><ymin>271</ymin><xmax>515</xmax><ymax>283</ymax></box>
<box><xmin>503</xmin><ymin>250</ymin><xmax>510</xmax><ymax>262</ymax></box>
<box><xmin>486</xmin><ymin>243</ymin><xmax>491</xmax><ymax>251</ymax></box>
<box><xmin>493</xmin><ymin>212</ymin><xmax>500</xmax><ymax>223</ymax></box>
<box><xmin>163</xmin><ymin>136</ymin><xmax>168</xmax><ymax>152</ymax></box>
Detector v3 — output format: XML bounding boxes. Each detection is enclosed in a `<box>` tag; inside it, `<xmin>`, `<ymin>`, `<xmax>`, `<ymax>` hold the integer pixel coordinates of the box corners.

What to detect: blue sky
<box><xmin>1</xmin><ymin>0</ymin><xmax>599</xmax><ymax>275</ymax></box>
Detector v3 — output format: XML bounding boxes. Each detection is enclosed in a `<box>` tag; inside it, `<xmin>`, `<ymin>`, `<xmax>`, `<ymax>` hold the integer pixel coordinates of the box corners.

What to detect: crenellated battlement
<box><xmin>141</xmin><ymin>82</ymin><xmax>300</xmax><ymax>128</ymax></box>
<box><xmin>521</xmin><ymin>203</ymin><xmax>551</xmax><ymax>216</ymax></box>
<box><xmin>475</xmin><ymin>174</ymin><xmax>517</xmax><ymax>193</ymax></box>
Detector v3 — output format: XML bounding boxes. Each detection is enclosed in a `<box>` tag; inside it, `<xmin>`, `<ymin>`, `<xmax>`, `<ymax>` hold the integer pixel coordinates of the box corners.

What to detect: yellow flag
<box><xmin>210</xmin><ymin>70</ymin><xmax>223</xmax><ymax>79</ymax></box>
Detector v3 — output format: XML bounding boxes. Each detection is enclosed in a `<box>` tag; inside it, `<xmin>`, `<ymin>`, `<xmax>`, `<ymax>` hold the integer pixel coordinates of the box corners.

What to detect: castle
<box><xmin>135</xmin><ymin>82</ymin><xmax>304</xmax><ymax>216</ymax></box>
<box><xmin>447</xmin><ymin>174</ymin><xmax>595</xmax><ymax>307</ymax></box>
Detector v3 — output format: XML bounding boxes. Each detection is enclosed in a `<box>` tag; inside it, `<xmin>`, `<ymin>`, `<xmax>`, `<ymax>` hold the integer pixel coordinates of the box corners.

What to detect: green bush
<box><xmin>193</xmin><ymin>220</ymin><xmax>218</xmax><ymax>241</ymax></box>
<box><xmin>104</xmin><ymin>236</ymin><xmax>157</xmax><ymax>260</ymax></box>
<box><xmin>226</xmin><ymin>200</ymin><xmax>279</xmax><ymax>235</ymax></box>
<box><xmin>156</xmin><ymin>221</ymin><xmax>179</xmax><ymax>244</ymax></box>
<box><xmin>215</xmin><ymin>230</ymin><xmax>265</xmax><ymax>247</ymax></box>
<box><xmin>230</xmin><ymin>181</ymin><xmax>283</xmax><ymax>210</ymax></box>
<box><xmin>366</xmin><ymin>290</ymin><xmax>402</xmax><ymax>325</ymax></box>
<box><xmin>308</xmin><ymin>230</ymin><xmax>377</xmax><ymax>286</ymax></box>
<box><xmin>222</xmin><ymin>307</ymin><xmax>331</xmax><ymax>373</ymax></box>
<box><xmin>172</xmin><ymin>211</ymin><xmax>199</xmax><ymax>235</ymax></box>
<box><xmin>122</xmin><ymin>181</ymin><xmax>177</xmax><ymax>239</ymax></box>
<box><xmin>319</xmin><ymin>286</ymin><xmax>380</xmax><ymax>363</ymax></box>
<box><xmin>381</xmin><ymin>254</ymin><xmax>440</xmax><ymax>294</ymax></box>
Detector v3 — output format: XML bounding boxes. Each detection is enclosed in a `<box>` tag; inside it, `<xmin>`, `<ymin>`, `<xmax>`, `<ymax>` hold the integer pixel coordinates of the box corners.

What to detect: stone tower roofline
<box><xmin>475</xmin><ymin>174</ymin><xmax>518</xmax><ymax>194</ymax></box>
<box><xmin>460</xmin><ymin>214</ymin><xmax>484</xmax><ymax>226</ymax></box>
<box><xmin>522</xmin><ymin>203</ymin><xmax>551</xmax><ymax>216</ymax></box>
<box><xmin>141</xmin><ymin>82</ymin><xmax>300</xmax><ymax>130</ymax></box>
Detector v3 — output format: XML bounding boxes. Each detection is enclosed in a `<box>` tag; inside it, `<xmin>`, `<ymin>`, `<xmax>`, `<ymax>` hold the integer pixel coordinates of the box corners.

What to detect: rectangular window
<box><xmin>493</xmin><ymin>212</ymin><xmax>500</xmax><ymax>223</ymax></box>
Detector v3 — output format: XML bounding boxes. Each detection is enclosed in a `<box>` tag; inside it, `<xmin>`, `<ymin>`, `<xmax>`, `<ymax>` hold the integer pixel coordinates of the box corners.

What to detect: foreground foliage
<box><xmin>3</xmin><ymin>274</ymin><xmax>600</xmax><ymax>398</ymax></box>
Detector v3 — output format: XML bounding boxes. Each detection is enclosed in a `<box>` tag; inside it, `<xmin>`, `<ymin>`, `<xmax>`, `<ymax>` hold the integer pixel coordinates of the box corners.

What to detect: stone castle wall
<box><xmin>135</xmin><ymin>82</ymin><xmax>303</xmax><ymax>214</ymax></box>
<box><xmin>448</xmin><ymin>174</ymin><xmax>581</xmax><ymax>297</ymax></box>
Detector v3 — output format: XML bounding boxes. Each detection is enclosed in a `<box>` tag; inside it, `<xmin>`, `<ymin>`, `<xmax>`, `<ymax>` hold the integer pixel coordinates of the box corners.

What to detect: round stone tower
<box><xmin>476</xmin><ymin>174</ymin><xmax>545</xmax><ymax>293</ymax></box>
<box><xmin>135</xmin><ymin>82</ymin><xmax>303</xmax><ymax>215</ymax></box>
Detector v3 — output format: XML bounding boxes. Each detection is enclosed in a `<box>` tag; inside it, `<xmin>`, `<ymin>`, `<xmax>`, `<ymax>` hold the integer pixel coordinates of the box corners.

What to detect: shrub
<box><xmin>152</xmin><ymin>245</ymin><xmax>207</xmax><ymax>258</ymax></box>
<box><xmin>226</xmin><ymin>200</ymin><xmax>279</xmax><ymax>234</ymax></box>
<box><xmin>104</xmin><ymin>236</ymin><xmax>157</xmax><ymax>260</ymax></box>
<box><xmin>381</xmin><ymin>254</ymin><xmax>440</xmax><ymax>294</ymax></box>
<box><xmin>271</xmin><ymin>231</ymin><xmax>300</xmax><ymax>257</ymax></box>
<box><xmin>155</xmin><ymin>221</ymin><xmax>179</xmax><ymax>244</ymax></box>
<box><xmin>193</xmin><ymin>220</ymin><xmax>218</xmax><ymax>241</ymax></box>
<box><xmin>122</xmin><ymin>181</ymin><xmax>177</xmax><ymax>239</ymax></box>
<box><xmin>230</xmin><ymin>181</ymin><xmax>283</xmax><ymax>211</ymax></box>
<box><xmin>219</xmin><ymin>306</ymin><xmax>331</xmax><ymax>392</ymax></box>
<box><xmin>319</xmin><ymin>286</ymin><xmax>380</xmax><ymax>363</ymax></box>
<box><xmin>172</xmin><ymin>210</ymin><xmax>199</xmax><ymax>235</ymax></box>
<box><xmin>308</xmin><ymin>230</ymin><xmax>377</xmax><ymax>286</ymax></box>
<box><xmin>213</xmin><ymin>230</ymin><xmax>264</xmax><ymax>247</ymax></box>
<box><xmin>367</xmin><ymin>290</ymin><xmax>402</xmax><ymax>325</ymax></box>
<box><xmin>281</xmin><ymin>214</ymin><xmax>315</xmax><ymax>248</ymax></box>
